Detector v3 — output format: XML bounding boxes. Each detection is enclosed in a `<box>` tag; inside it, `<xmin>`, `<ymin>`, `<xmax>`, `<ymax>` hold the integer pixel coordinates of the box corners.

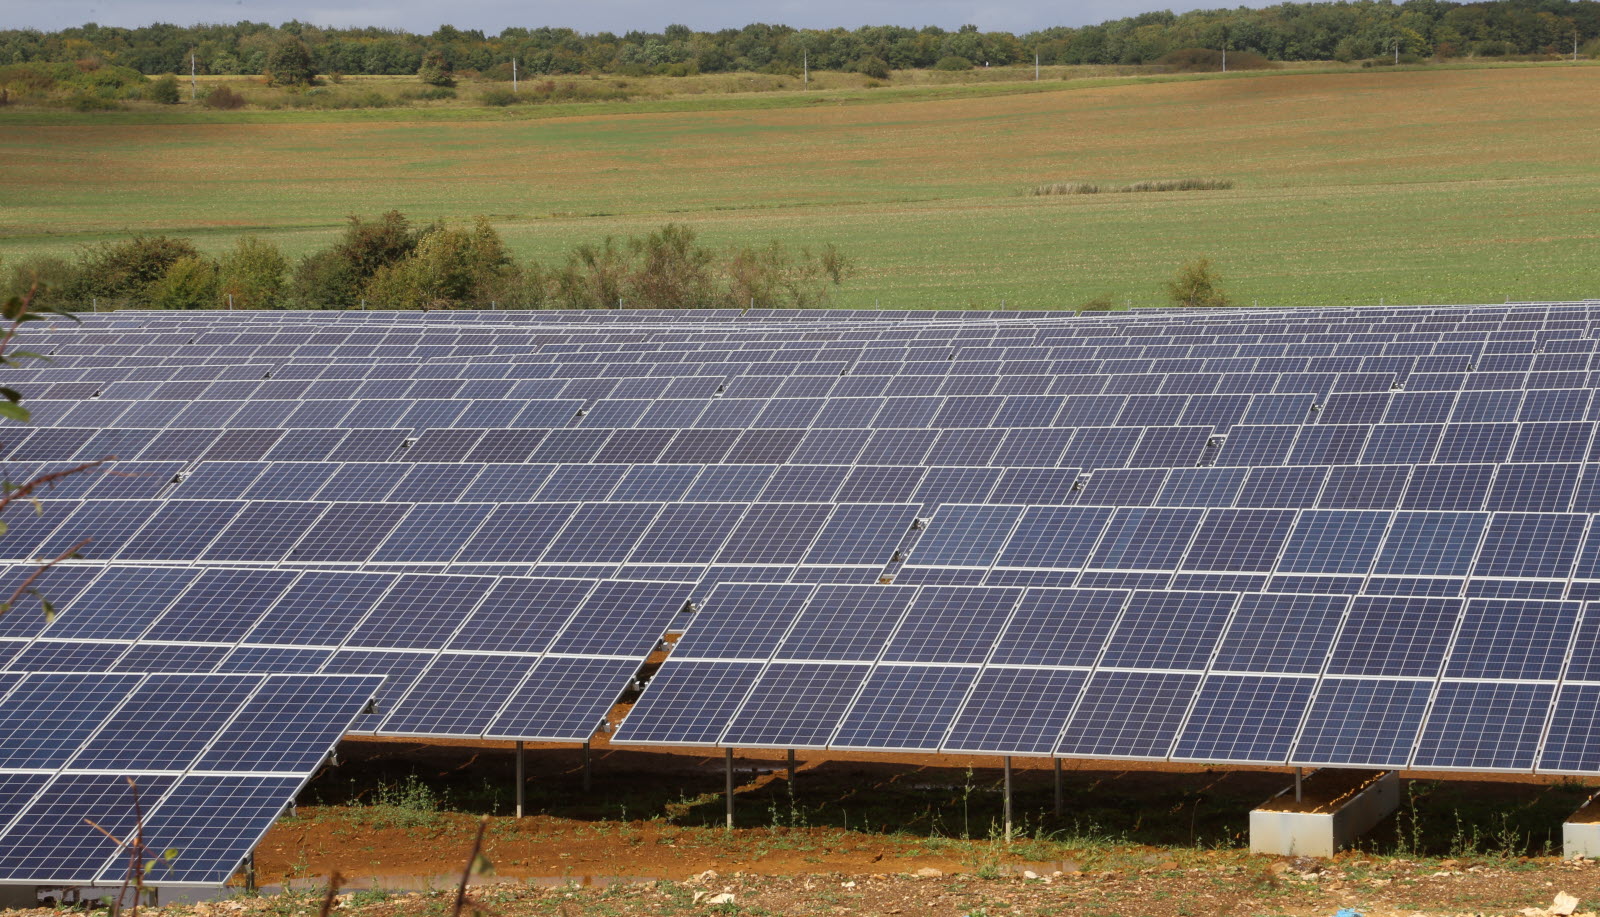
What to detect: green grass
<box><xmin>3</xmin><ymin>61</ymin><xmax>1599</xmax><ymax>309</ymax></box>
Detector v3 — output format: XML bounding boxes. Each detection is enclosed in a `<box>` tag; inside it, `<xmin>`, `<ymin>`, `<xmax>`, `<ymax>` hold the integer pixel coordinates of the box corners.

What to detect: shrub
<box><xmin>1157</xmin><ymin>48</ymin><xmax>1275</xmax><ymax>71</ymax></box>
<box><xmin>418</xmin><ymin>49</ymin><xmax>455</xmax><ymax>87</ymax></box>
<box><xmin>851</xmin><ymin>56</ymin><xmax>891</xmax><ymax>79</ymax></box>
<box><xmin>218</xmin><ymin>236</ymin><xmax>287</xmax><ymax>308</ymax></box>
<box><xmin>1119</xmin><ymin>178</ymin><xmax>1234</xmax><ymax>192</ymax></box>
<box><xmin>289</xmin><ymin>249</ymin><xmax>359</xmax><ymax>309</ymax></box>
<box><xmin>412</xmin><ymin>86</ymin><xmax>456</xmax><ymax>101</ymax></box>
<box><xmin>66</xmin><ymin>235</ymin><xmax>200</xmax><ymax>307</ymax></box>
<box><xmin>478</xmin><ymin>88</ymin><xmax>519</xmax><ymax>106</ymax></box>
<box><xmin>265</xmin><ymin>36</ymin><xmax>315</xmax><ymax>87</ymax></box>
<box><xmin>363</xmin><ymin>217</ymin><xmax>517</xmax><ymax>309</ymax></box>
<box><xmin>1028</xmin><ymin>179</ymin><xmax>1232</xmax><ymax>196</ymax></box>
<box><xmin>147</xmin><ymin>256</ymin><xmax>219</xmax><ymax>309</ymax></box>
<box><xmin>67</xmin><ymin>93</ymin><xmax>123</xmax><ymax>111</ymax></box>
<box><xmin>1166</xmin><ymin>257</ymin><xmax>1230</xmax><ymax>308</ymax></box>
<box><xmin>146</xmin><ymin>74</ymin><xmax>180</xmax><ymax>104</ymax></box>
<box><xmin>291</xmin><ymin>211</ymin><xmax>428</xmax><ymax>308</ymax></box>
<box><xmin>935</xmin><ymin>55</ymin><xmax>973</xmax><ymax>71</ymax></box>
<box><xmin>3</xmin><ymin>256</ymin><xmax>77</xmax><ymax>312</ymax></box>
<box><xmin>202</xmin><ymin>85</ymin><xmax>247</xmax><ymax>110</ymax></box>
<box><xmin>1030</xmin><ymin>182</ymin><xmax>1101</xmax><ymax>196</ymax></box>
<box><xmin>1079</xmin><ymin>295</ymin><xmax>1116</xmax><ymax>312</ymax></box>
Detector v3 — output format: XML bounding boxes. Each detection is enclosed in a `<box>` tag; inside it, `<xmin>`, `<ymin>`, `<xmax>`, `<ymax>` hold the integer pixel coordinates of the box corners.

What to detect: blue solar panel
<box><xmin>1540</xmin><ymin>684</ymin><xmax>1600</xmax><ymax>773</ymax></box>
<box><xmin>1292</xmin><ymin>677</ymin><xmax>1433</xmax><ymax>768</ymax></box>
<box><xmin>773</xmin><ymin>584</ymin><xmax>914</xmax><ymax>661</ymax></box>
<box><xmin>1372</xmin><ymin>512</ymin><xmax>1487</xmax><ymax>577</ymax></box>
<box><xmin>830</xmin><ymin>665</ymin><xmax>977</xmax><ymax>752</ymax></box>
<box><xmin>381</xmin><ymin>653</ymin><xmax>539</xmax><ymax>736</ymax></box>
<box><xmin>130</xmin><ymin>775</ymin><xmax>306</xmax><ymax>885</ymax></box>
<box><xmin>0</xmin><ymin>773</ymin><xmax>180</xmax><ymax>883</ymax></box>
<box><xmin>544</xmin><ymin>580</ymin><xmax>694</xmax><ymax>657</ymax></box>
<box><xmin>483</xmin><ymin>656</ymin><xmax>640</xmax><ymax>742</ymax></box>
<box><xmin>942</xmin><ymin>668</ymin><xmax>1087</xmax><ymax>755</ymax></box>
<box><xmin>1327</xmin><ymin>595</ymin><xmax>1462</xmax><ymax>677</ymax></box>
<box><xmin>880</xmin><ymin>586</ymin><xmax>1022</xmax><ymax>664</ymax></box>
<box><xmin>1171</xmin><ymin>675</ymin><xmax>1316</xmax><ymax>764</ymax></box>
<box><xmin>344</xmin><ymin>574</ymin><xmax>493</xmax><ymax>650</ymax></box>
<box><xmin>194</xmin><ymin>674</ymin><xmax>381</xmax><ymax>772</ymax></box>
<box><xmin>712</xmin><ymin>662</ymin><xmax>863</xmax><ymax>747</ymax></box>
<box><xmin>1099</xmin><ymin>590</ymin><xmax>1236</xmax><ymax>670</ymax></box>
<box><xmin>1212</xmin><ymin>592</ymin><xmax>1348</xmax><ymax>674</ymax></box>
<box><xmin>1412</xmin><ymin>681</ymin><xmax>1552</xmax><ymax>771</ymax></box>
<box><xmin>611</xmin><ymin>660</ymin><xmax>764</xmax><ymax>745</ymax></box>
<box><xmin>1057</xmin><ymin>670</ymin><xmax>1200</xmax><ymax>759</ymax></box>
<box><xmin>458</xmin><ymin>502</ymin><xmax>578</xmax><ymax>563</ymax></box>
<box><xmin>241</xmin><ymin>570</ymin><xmax>395</xmax><ymax>647</ymax></box>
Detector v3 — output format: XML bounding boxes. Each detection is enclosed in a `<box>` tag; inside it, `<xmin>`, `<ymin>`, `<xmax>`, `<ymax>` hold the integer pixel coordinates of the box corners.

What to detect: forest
<box><xmin>1</xmin><ymin>0</ymin><xmax>1597</xmax><ymax>79</ymax></box>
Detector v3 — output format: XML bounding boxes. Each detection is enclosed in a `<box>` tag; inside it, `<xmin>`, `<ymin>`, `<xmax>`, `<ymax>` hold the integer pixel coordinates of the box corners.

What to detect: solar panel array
<box><xmin>0</xmin><ymin>672</ymin><xmax>379</xmax><ymax>886</ymax></box>
<box><xmin>4</xmin><ymin>301</ymin><xmax>1600</xmax><ymax>782</ymax></box>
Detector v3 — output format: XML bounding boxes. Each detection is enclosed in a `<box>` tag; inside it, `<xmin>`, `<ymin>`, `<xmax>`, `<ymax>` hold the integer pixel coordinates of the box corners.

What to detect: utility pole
<box><xmin>512</xmin><ymin>58</ymin><xmax>518</xmax><ymax>92</ymax></box>
<box><xmin>1035</xmin><ymin>52</ymin><xmax>1040</xmax><ymax>80</ymax></box>
<box><xmin>190</xmin><ymin>50</ymin><xmax>197</xmax><ymax>100</ymax></box>
<box><xmin>803</xmin><ymin>48</ymin><xmax>808</xmax><ymax>87</ymax></box>
<box><xmin>1394</xmin><ymin>37</ymin><xmax>1400</xmax><ymax>66</ymax></box>
<box><xmin>1576</xmin><ymin>28</ymin><xmax>1582</xmax><ymax>62</ymax></box>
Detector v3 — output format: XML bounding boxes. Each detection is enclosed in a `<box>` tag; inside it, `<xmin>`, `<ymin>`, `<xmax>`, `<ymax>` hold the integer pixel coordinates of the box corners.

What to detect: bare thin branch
<box><xmin>5</xmin><ymin>536</ymin><xmax>93</xmax><ymax>610</ymax></box>
<box><xmin>453</xmin><ymin>816</ymin><xmax>489</xmax><ymax>917</ymax></box>
<box><xmin>318</xmin><ymin>870</ymin><xmax>344</xmax><ymax>917</ymax></box>
<box><xmin>0</xmin><ymin>458</ymin><xmax>111</xmax><ymax>517</ymax></box>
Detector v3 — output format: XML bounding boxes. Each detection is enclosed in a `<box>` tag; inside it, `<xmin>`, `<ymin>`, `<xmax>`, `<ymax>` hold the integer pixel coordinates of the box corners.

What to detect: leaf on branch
<box><xmin>0</xmin><ymin>403</ymin><xmax>30</xmax><ymax>423</ymax></box>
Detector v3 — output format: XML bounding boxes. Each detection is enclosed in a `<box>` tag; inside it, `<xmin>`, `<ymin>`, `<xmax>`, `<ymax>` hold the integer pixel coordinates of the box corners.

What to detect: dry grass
<box><xmin>1028</xmin><ymin>178</ymin><xmax>1235</xmax><ymax>195</ymax></box>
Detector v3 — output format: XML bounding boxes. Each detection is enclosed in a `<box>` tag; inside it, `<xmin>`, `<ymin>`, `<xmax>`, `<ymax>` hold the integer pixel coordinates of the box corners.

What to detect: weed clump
<box><xmin>1029</xmin><ymin>178</ymin><xmax>1233</xmax><ymax>196</ymax></box>
<box><xmin>357</xmin><ymin>774</ymin><xmax>446</xmax><ymax>829</ymax></box>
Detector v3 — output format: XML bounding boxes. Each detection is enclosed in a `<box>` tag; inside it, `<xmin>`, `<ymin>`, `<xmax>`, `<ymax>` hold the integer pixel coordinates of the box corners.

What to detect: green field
<box><xmin>3</xmin><ymin>63</ymin><xmax>1598</xmax><ymax>309</ymax></box>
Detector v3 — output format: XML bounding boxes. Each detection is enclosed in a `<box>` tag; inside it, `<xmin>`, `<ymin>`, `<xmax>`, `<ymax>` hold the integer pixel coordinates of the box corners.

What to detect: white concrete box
<box><xmin>1564</xmin><ymin>796</ymin><xmax>1600</xmax><ymax>859</ymax></box>
<box><xmin>1250</xmin><ymin>770</ymin><xmax>1399</xmax><ymax>858</ymax></box>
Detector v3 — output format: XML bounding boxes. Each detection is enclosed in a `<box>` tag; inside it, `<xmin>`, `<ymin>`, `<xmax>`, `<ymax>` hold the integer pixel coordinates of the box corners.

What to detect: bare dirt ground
<box><xmin>6</xmin><ymin>737</ymin><xmax>1600</xmax><ymax>916</ymax></box>
<box><xmin>192</xmin><ymin>740</ymin><xmax>1600</xmax><ymax>915</ymax></box>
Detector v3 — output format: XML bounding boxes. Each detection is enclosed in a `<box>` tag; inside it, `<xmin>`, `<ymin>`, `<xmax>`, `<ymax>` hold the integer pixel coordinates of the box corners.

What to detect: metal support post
<box><xmin>786</xmin><ymin>749</ymin><xmax>795</xmax><ymax>784</ymax></box>
<box><xmin>1294</xmin><ymin>767</ymin><xmax>1303</xmax><ymax>803</ymax></box>
<box><xmin>1003</xmin><ymin>757</ymin><xmax>1014</xmax><ymax>842</ymax></box>
<box><xmin>1053</xmin><ymin>758</ymin><xmax>1063</xmax><ymax>818</ymax></box>
<box><xmin>515</xmin><ymin>741</ymin><xmax>524</xmax><ymax>818</ymax></box>
<box><xmin>725</xmin><ymin>748</ymin><xmax>735</xmax><ymax>830</ymax></box>
<box><xmin>244</xmin><ymin>853</ymin><xmax>256</xmax><ymax>893</ymax></box>
<box><xmin>582</xmin><ymin>740</ymin><xmax>592</xmax><ymax>793</ymax></box>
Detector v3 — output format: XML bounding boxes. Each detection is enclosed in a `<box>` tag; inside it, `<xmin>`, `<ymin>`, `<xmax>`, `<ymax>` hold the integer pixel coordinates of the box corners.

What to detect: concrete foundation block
<box><xmin>1564</xmin><ymin>796</ymin><xmax>1600</xmax><ymax>859</ymax></box>
<box><xmin>1249</xmin><ymin>769</ymin><xmax>1399</xmax><ymax>858</ymax></box>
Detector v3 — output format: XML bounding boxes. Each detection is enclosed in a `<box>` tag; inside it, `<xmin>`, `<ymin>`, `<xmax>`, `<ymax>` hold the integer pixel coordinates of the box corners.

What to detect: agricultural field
<box><xmin>2</xmin><ymin>62</ymin><xmax>1597</xmax><ymax>309</ymax></box>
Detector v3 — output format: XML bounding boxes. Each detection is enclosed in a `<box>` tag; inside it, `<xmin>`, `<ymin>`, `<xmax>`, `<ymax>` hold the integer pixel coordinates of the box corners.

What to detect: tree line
<box><xmin>2</xmin><ymin>216</ymin><xmax>853</xmax><ymax>312</ymax></box>
<box><xmin>1</xmin><ymin>1</ymin><xmax>1597</xmax><ymax>80</ymax></box>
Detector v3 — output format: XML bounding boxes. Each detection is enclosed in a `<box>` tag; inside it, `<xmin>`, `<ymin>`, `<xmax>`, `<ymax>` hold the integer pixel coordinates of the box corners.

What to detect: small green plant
<box><xmin>359</xmin><ymin>774</ymin><xmax>446</xmax><ymax>828</ymax></box>
<box><xmin>1166</xmin><ymin>256</ymin><xmax>1230</xmax><ymax>308</ymax></box>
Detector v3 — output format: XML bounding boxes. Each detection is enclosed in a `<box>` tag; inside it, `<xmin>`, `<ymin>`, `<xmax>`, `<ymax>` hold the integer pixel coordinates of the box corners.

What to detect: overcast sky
<box><xmin>20</xmin><ymin>1</ymin><xmax>1272</xmax><ymax>36</ymax></box>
